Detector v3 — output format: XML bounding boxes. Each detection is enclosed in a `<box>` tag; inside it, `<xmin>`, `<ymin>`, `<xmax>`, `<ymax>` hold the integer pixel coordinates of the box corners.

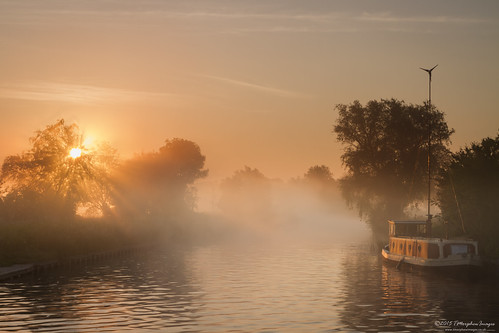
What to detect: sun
<box><xmin>69</xmin><ymin>147</ymin><xmax>82</xmax><ymax>159</ymax></box>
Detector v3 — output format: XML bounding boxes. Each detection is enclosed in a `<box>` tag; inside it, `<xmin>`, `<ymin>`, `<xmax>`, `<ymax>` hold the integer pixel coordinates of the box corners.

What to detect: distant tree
<box><xmin>436</xmin><ymin>133</ymin><xmax>499</xmax><ymax>257</ymax></box>
<box><xmin>218</xmin><ymin>166</ymin><xmax>272</xmax><ymax>225</ymax></box>
<box><xmin>0</xmin><ymin>119</ymin><xmax>118</xmax><ymax>220</ymax></box>
<box><xmin>113</xmin><ymin>138</ymin><xmax>208</xmax><ymax>221</ymax></box>
<box><xmin>302</xmin><ymin>165</ymin><xmax>339</xmax><ymax>204</ymax></box>
<box><xmin>304</xmin><ymin>165</ymin><xmax>334</xmax><ymax>183</ymax></box>
<box><xmin>333</xmin><ymin>99</ymin><xmax>453</xmax><ymax>235</ymax></box>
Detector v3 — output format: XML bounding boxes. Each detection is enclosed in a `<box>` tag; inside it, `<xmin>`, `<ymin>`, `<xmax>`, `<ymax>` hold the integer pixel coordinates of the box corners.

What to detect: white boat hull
<box><xmin>381</xmin><ymin>247</ymin><xmax>481</xmax><ymax>268</ymax></box>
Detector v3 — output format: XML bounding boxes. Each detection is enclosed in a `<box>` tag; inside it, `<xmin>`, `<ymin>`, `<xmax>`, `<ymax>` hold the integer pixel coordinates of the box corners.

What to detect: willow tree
<box><xmin>333</xmin><ymin>99</ymin><xmax>453</xmax><ymax>235</ymax></box>
<box><xmin>0</xmin><ymin>119</ymin><xmax>118</xmax><ymax>220</ymax></box>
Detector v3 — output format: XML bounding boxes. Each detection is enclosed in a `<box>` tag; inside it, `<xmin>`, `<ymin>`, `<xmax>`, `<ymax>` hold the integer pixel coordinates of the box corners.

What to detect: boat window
<box><xmin>443</xmin><ymin>244</ymin><xmax>475</xmax><ymax>257</ymax></box>
<box><xmin>452</xmin><ymin>244</ymin><xmax>468</xmax><ymax>254</ymax></box>
<box><xmin>391</xmin><ymin>222</ymin><xmax>427</xmax><ymax>237</ymax></box>
<box><xmin>416</xmin><ymin>224</ymin><xmax>427</xmax><ymax>237</ymax></box>
<box><xmin>408</xmin><ymin>244</ymin><xmax>412</xmax><ymax>252</ymax></box>
<box><xmin>428</xmin><ymin>244</ymin><xmax>439</xmax><ymax>259</ymax></box>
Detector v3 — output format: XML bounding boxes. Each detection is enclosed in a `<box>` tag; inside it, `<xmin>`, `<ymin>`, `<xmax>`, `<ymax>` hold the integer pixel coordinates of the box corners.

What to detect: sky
<box><xmin>1</xmin><ymin>0</ymin><xmax>498</xmax><ymax>184</ymax></box>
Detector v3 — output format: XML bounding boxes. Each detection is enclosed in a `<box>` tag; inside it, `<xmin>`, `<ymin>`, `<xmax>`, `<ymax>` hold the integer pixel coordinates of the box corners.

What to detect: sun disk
<box><xmin>69</xmin><ymin>147</ymin><xmax>82</xmax><ymax>159</ymax></box>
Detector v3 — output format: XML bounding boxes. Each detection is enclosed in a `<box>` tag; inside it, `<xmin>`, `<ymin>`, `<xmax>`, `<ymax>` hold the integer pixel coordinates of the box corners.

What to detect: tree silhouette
<box><xmin>304</xmin><ymin>165</ymin><xmax>334</xmax><ymax>183</ymax></box>
<box><xmin>436</xmin><ymin>133</ymin><xmax>499</xmax><ymax>257</ymax></box>
<box><xmin>333</xmin><ymin>99</ymin><xmax>453</xmax><ymax>236</ymax></box>
<box><xmin>218</xmin><ymin>166</ymin><xmax>272</xmax><ymax>225</ymax></box>
<box><xmin>0</xmin><ymin>119</ymin><xmax>118</xmax><ymax>219</ymax></box>
<box><xmin>112</xmin><ymin>138</ymin><xmax>208</xmax><ymax>221</ymax></box>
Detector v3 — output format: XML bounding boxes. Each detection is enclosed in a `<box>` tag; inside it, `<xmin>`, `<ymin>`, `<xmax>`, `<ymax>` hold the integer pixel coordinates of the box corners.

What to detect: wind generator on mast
<box><xmin>420</xmin><ymin>64</ymin><xmax>438</xmax><ymax>237</ymax></box>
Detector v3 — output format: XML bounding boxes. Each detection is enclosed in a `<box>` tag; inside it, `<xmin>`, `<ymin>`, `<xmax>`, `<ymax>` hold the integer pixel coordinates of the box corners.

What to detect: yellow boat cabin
<box><xmin>382</xmin><ymin>220</ymin><xmax>480</xmax><ymax>268</ymax></box>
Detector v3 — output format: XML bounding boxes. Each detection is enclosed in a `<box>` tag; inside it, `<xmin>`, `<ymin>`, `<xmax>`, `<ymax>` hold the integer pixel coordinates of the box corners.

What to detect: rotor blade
<box><xmin>430</xmin><ymin>64</ymin><xmax>438</xmax><ymax>71</ymax></box>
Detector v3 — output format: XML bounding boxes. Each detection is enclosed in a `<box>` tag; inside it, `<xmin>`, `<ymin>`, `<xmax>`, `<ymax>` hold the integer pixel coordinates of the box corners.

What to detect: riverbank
<box><xmin>0</xmin><ymin>213</ymin><xmax>215</xmax><ymax>281</ymax></box>
<box><xmin>0</xmin><ymin>212</ymin><xmax>185</xmax><ymax>267</ymax></box>
<box><xmin>0</xmin><ymin>246</ymin><xmax>148</xmax><ymax>281</ymax></box>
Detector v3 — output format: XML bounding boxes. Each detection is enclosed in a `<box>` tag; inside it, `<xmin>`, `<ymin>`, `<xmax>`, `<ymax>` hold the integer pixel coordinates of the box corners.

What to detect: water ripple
<box><xmin>1</xmin><ymin>241</ymin><xmax>498</xmax><ymax>332</ymax></box>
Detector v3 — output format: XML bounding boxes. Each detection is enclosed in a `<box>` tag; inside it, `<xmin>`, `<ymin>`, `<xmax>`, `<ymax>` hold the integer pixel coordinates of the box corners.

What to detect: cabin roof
<box><xmin>387</xmin><ymin>219</ymin><xmax>427</xmax><ymax>225</ymax></box>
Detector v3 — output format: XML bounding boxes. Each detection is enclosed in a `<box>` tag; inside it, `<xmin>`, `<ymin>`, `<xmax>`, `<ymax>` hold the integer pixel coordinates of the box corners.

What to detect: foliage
<box><xmin>302</xmin><ymin>165</ymin><xmax>340</xmax><ymax>205</ymax></box>
<box><xmin>333</xmin><ymin>99</ymin><xmax>453</xmax><ymax>235</ymax></box>
<box><xmin>0</xmin><ymin>119</ymin><xmax>118</xmax><ymax>219</ymax></box>
<box><xmin>304</xmin><ymin>165</ymin><xmax>334</xmax><ymax>183</ymax></box>
<box><xmin>436</xmin><ymin>133</ymin><xmax>499</xmax><ymax>258</ymax></box>
<box><xmin>0</xmin><ymin>121</ymin><xmax>209</xmax><ymax>265</ymax></box>
<box><xmin>0</xmin><ymin>218</ymin><xmax>134</xmax><ymax>266</ymax></box>
<box><xmin>112</xmin><ymin>138</ymin><xmax>208</xmax><ymax>221</ymax></box>
<box><xmin>218</xmin><ymin>166</ymin><xmax>272</xmax><ymax>225</ymax></box>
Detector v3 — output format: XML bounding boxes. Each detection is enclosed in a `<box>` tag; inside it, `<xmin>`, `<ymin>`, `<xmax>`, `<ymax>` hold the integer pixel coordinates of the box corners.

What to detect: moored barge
<box><xmin>381</xmin><ymin>220</ymin><xmax>480</xmax><ymax>268</ymax></box>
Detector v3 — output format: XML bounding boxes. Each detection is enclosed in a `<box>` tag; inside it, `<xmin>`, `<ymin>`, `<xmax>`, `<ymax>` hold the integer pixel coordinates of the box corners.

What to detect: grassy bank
<box><xmin>0</xmin><ymin>218</ymin><xmax>160</xmax><ymax>267</ymax></box>
<box><xmin>0</xmin><ymin>210</ymin><xmax>216</xmax><ymax>267</ymax></box>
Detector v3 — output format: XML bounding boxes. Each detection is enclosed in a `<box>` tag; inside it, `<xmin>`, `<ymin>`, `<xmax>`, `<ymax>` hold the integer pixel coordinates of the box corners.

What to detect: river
<box><xmin>0</xmin><ymin>232</ymin><xmax>498</xmax><ymax>332</ymax></box>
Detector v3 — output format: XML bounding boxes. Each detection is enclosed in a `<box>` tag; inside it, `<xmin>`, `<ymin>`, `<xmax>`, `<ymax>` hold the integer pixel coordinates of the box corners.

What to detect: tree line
<box><xmin>1</xmin><ymin>101</ymin><xmax>497</xmax><ymax>263</ymax></box>
<box><xmin>0</xmin><ymin>119</ymin><xmax>208</xmax><ymax>265</ymax></box>
<box><xmin>333</xmin><ymin>99</ymin><xmax>499</xmax><ymax>258</ymax></box>
<box><xmin>0</xmin><ymin>119</ymin><xmax>339</xmax><ymax>265</ymax></box>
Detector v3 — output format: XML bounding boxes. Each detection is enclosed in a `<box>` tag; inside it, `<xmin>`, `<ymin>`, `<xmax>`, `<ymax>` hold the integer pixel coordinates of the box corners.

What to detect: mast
<box><xmin>420</xmin><ymin>64</ymin><xmax>438</xmax><ymax>237</ymax></box>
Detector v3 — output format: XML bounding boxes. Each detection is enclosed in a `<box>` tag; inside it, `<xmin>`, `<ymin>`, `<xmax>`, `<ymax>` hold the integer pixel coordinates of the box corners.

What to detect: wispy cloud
<box><xmin>157</xmin><ymin>11</ymin><xmax>343</xmax><ymax>23</ymax></box>
<box><xmin>3</xmin><ymin>5</ymin><xmax>488</xmax><ymax>26</ymax></box>
<box><xmin>0</xmin><ymin>82</ymin><xmax>175</xmax><ymax>104</ymax></box>
<box><xmin>357</xmin><ymin>12</ymin><xmax>490</xmax><ymax>25</ymax></box>
<box><xmin>1</xmin><ymin>1</ymin><xmax>492</xmax><ymax>36</ymax></box>
<box><xmin>199</xmin><ymin>75</ymin><xmax>310</xmax><ymax>99</ymax></box>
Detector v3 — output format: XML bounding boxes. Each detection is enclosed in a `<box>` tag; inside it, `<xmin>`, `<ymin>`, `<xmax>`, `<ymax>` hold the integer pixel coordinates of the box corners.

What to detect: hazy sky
<box><xmin>1</xmin><ymin>0</ymin><xmax>498</xmax><ymax>181</ymax></box>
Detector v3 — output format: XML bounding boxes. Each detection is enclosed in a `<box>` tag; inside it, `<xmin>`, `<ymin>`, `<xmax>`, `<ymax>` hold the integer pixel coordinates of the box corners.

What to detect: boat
<box><xmin>381</xmin><ymin>65</ymin><xmax>481</xmax><ymax>269</ymax></box>
<box><xmin>381</xmin><ymin>220</ymin><xmax>481</xmax><ymax>269</ymax></box>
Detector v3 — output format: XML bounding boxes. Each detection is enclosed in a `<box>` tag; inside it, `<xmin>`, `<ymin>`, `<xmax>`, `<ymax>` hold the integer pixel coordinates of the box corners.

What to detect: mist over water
<box><xmin>194</xmin><ymin>175</ymin><xmax>370</xmax><ymax>247</ymax></box>
<box><xmin>2</xmin><ymin>0</ymin><xmax>499</xmax><ymax>328</ymax></box>
<box><xmin>3</xmin><ymin>140</ymin><xmax>497</xmax><ymax>332</ymax></box>
<box><xmin>2</xmin><ymin>174</ymin><xmax>498</xmax><ymax>332</ymax></box>
<box><xmin>2</xmin><ymin>226</ymin><xmax>497</xmax><ymax>332</ymax></box>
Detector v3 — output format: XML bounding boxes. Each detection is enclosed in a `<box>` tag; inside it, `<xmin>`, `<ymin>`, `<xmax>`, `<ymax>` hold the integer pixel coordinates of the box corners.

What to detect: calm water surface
<box><xmin>1</xmin><ymin>236</ymin><xmax>498</xmax><ymax>332</ymax></box>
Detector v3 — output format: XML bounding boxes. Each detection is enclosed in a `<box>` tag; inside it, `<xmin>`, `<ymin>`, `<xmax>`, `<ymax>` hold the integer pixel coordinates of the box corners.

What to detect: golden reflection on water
<box><xmin>0</xmin><ymin>241</ymin><xmax>498</xmax><ymax>332</ymax></box>
<box><xmin>186</xmin><ymin>243</ymin><xmax>346</xmax><ymax>331</ymax></box>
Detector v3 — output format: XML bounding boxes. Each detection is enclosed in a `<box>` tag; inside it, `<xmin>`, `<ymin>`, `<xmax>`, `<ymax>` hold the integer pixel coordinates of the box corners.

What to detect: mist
<box><xmin>0</xmin><ymin>119</ymin><xmax>369</xmax><ymax>267</ymax></box>
<box><xmin>190</xmin><ymin>166</ymin><xmax>369</xmax><ymax>248</ymax></box>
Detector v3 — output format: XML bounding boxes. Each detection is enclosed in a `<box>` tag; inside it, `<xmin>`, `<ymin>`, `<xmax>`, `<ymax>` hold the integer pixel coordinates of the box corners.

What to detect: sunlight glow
<box><xmin>69</xmin><ymin>147</ymin><xmax>82</xmax><ymax>159</ymax></box>
<box><xmin>83</xmin><ymin>135</ymin><xmax>95</xmax><ymax>147</ymax></box>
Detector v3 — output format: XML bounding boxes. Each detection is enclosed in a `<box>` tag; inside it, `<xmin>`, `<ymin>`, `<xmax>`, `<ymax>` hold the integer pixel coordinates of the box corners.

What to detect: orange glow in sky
<box><xmin>83</xmin><ymin>135</ymin><xmax>95</xmax><ymax>147</ymax></box>
<box><xmin>1</xmin><ymin>1</ymin><xmax>498</xmax><ymax>182</ymax></box>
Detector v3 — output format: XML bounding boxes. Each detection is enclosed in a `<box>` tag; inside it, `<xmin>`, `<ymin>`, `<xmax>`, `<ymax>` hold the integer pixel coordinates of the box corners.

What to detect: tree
<box><xmin>333</xmin><ymin>99</ymin><xmax>453</xmax><ymax>235</ymax></box>
<box><xmin>218</xmin><ymin>166</ymin><xmax>272</xmax><ymax>225</ymax></box>
<box><xmin>302</xmin><ymin>165</ymin><xmax>339</xmax><ymax>204</ymax></box>
<box><xmin>0</xmin><ymin>119</ymin><xmax>118</xmax><ymax>220</ymax></box>
<box><xmin>304</xmin><ymin>165</ymin><xmax>334</xmax><ymax>183</ymax></box>
<box><xmin>436</xmin><ymin>133</ymin><xmax>499</xmax><ymax>257</ymax></box>
<box><xmin>112</xmin><ymin>138</ymin><xmax>208</xmax><ymax>221</ymax></box>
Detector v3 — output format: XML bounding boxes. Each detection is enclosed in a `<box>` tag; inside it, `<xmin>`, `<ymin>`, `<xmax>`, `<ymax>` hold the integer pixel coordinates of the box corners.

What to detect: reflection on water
<box><xmin>340</xmin><ymin>246</ymin><xmax>499</xmax><ymax>332</ymax></box>
<box><xmin>0</xmin><ymin>238</ymin><xmax>498</xmax><ymax>332</ymax></box>
<box><xmin>0</xmin><ymin>249</ymin><xmax>200</xmax><ymax>332</ymax></box>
